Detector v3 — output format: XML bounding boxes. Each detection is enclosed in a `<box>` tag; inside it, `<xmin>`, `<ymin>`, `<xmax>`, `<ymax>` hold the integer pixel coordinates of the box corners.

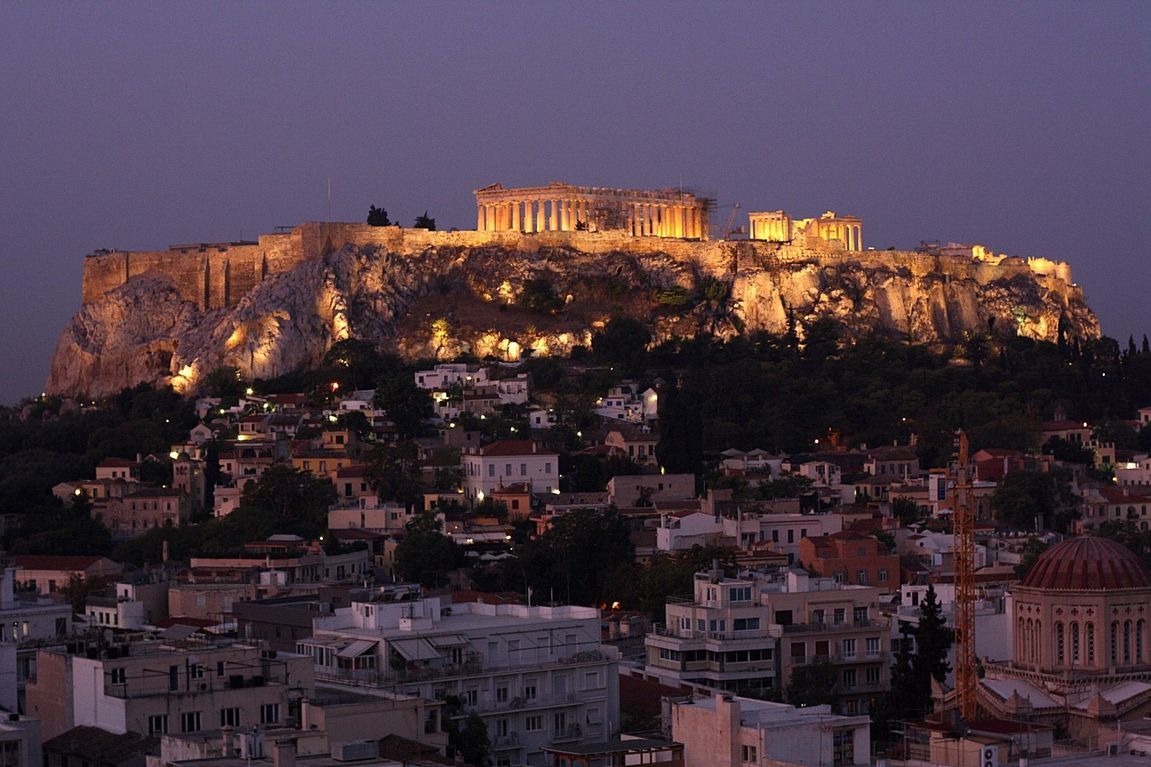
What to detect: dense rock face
<box><xmin>47</xmin><ymin>237</ymin><xmax>1099</xmax><ymax>397</ymax></box>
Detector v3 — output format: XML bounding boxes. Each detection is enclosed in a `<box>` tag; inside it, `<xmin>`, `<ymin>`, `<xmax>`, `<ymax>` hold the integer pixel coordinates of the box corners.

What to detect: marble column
<box><xmin>560</xmin><ymin>199</ymin><xmax>570</xmax><ymax>231</ymax></box>
<box><xmin>511</xmin><ymin>201</ymin><xmax>521</xmax><ymax>231</ymax></box>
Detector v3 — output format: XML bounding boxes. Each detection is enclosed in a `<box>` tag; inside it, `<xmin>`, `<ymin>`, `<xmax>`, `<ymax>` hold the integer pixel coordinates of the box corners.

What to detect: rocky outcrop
<box><xmin>47</xmin><ymin>237</ymin><xmax>1099</xmax><ymax>397</ymax></box>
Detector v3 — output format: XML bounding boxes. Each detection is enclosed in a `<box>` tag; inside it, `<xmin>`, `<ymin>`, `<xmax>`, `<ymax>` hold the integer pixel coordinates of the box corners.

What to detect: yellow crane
<box><xmin>952</xmin><ymin>430</ymin><xmax>978</xmax><ymax>720</ymax></box>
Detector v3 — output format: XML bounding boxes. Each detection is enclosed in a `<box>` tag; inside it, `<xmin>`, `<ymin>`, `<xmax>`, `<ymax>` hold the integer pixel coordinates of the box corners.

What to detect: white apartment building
<box><xmin>328</xmin><ymin>499</ymin><xmax>416</xmax><ymax>534</ymax></box>
<box><xmin>462</xmin><ymin>440</ymin><xmax>559</xmax><ymax>501</ymax></box>
<box><xmin>656</xmin><ymin>510</ymin><xmax>729</xmax><ymax>552</ymax></box>
<box><xmin>414</xmin><ymin>363</ymin><xmax>488</xmax><ymax>390</ymax></box>
<box><xmin>670</xmin><ymin>693</ymin><xmax>870</xmax><ymax>767</ymax></box>
<box><xmin>26</xmin><ymin>641</ymin><xmax>314</xmax><ymax>740</ymax></box>
<box><xmin>722</xmin><ymin>512</ymin><xmax>844</xmax><ymax>564</ymax></box>
<box><xmin>301</xmin><ymin>589</ymin><xmax>620</xmax><ymax>767</ymax></box>
<box><xmin>645</xmin><ymin>568</ymin><xmax>890</xmax><ymax>717</ymax></box>
<box><xmin>0</xmin><ymin>567</ymin><xmax>72</xmax><ymax>643</ymax></box>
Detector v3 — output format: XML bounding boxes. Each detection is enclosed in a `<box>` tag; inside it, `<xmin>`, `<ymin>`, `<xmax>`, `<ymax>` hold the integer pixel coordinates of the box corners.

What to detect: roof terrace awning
<box><xmin>390</xmin><ymin>638</ymin><xmax>440</xmax><ymax>661</ymax></box>
<box><xmin>337</xmin><ymin>639</ymin><xmax>378</xmax><ymax>658</ymax></box>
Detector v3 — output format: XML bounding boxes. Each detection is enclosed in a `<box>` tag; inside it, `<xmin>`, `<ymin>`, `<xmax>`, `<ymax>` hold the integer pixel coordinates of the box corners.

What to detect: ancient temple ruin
<box><xmin>474</xmin><ymin>182</ymin><xmax>711</xmax><ymax>239</ymax></box>
<box><xmin>749</xmin><ymin>209</ymin><xmax>863</xmax><ymax>251</ymax></box>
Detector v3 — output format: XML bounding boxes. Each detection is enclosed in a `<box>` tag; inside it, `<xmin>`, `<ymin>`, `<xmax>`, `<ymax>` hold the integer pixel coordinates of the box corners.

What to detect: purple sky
<box><xmin>2</xmin><ymin>2</ymin><xmax>1148</xmax><ymax>403</ymax></box>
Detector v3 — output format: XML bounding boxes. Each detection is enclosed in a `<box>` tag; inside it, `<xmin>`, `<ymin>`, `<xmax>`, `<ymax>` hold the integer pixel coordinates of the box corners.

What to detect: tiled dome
<box><xmin>1021</xmin><ymin>536</ymin><xmax>1151</xmax><ymax>591</ymax></box>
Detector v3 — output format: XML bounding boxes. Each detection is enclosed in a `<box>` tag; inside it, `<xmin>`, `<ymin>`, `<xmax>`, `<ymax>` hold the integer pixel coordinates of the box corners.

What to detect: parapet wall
<box><xmin>80</xmin><ymin>222</ymin><xmax>1080</xmax><ymax>309</ymax></box>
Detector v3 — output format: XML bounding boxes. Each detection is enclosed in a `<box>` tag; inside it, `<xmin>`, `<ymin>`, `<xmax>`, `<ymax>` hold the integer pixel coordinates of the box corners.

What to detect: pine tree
<box><xmin>913</xmin><ymin>583</ymin><xmax>954</xmax><ymax>686</ymax></box>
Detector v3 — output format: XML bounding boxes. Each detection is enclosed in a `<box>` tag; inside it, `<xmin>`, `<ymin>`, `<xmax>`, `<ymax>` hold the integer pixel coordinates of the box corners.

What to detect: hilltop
<box><xmin>47</xmin><ymin>223</ymin><xmax>1099</xmax><ymax>397</ymax></box>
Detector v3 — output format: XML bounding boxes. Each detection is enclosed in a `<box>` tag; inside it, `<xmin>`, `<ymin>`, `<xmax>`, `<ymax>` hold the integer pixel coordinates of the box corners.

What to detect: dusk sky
<box><xmin>2</xmin><ymin>2</ymin><xmax>1148</xmax><ymax>404</ymax></box>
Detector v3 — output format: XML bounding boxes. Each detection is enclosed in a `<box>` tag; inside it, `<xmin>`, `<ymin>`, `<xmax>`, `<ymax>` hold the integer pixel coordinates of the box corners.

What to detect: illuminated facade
<box><xmin>474</xmin><ymin>182</ymin><xmax>710</xmax><ymax>239</ymax></box>
<box><xmin>748</xmin><ymin>209</ymin><xmax>862</xmax><ymax>251</ymax></box>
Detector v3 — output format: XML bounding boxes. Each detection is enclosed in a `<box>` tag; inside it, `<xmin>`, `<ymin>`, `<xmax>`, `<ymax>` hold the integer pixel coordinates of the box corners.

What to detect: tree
<box><xmin>1015</xmin><ymin>537</ymin><xmax>1052</xmax><ymax>579</ymax></box>
<box><xmin>364</xmin><ymin>441</ymin><xmax>423</xmax><ymax>507</ymax></box>
<box><xmin>452</xmin><ymin>712</ymin><xmax>491</xmax><ymax>767</ymax></box>
<box><xmin>517</xmin><ymin>278</ymin><xmax>564</xmax><ymax>315</ymax></box>
<box><xmin>413</xmin><ymin>211</ymin><xmax>436</xmax><ymax>231</ymax></box>
<box><xmin>241</xmin><ymin>464</ymin><xmax>337</xmax><ymax>540</ymax></box>
<box><xmin>591</xmin><ymin>316</ymin><xmax>651</xmax><ymax>373</ymax></box>
<box><xmin>367</xmin><ymin>205</ymin><xmax>391</xmax><ymax>226</ymax></box>
<box><xmin>991</xmin><ymin>470</ymin><xmax>1056</xmax><ymax>530</ymax></box>
<box><xmin>518</xmin><ymin>509</ymin><xmax>635</xmax><ymax>606</ymax></box>
<box><xmin>891</xmin><ymin>496</ymin><xmax>921</xmax><ymax>526</ymax></box>
<box><xmin>374</xmin><ymin>372</ymin><xmax>433</xmax><ymax>439</ymax></box>
<box><xmin>913</xmin><ymin>584</ymin><xmax>953</xmax><ymax>688</ymax></box>
<box><xmin>202</xmin><ymin>366</ymin><xmax>245</xmax><ymax>397</ymax></box>
<box><xmin>786</xmin><ymin>659</ymin><xmax>839</xmax><ymax>707</ymax></box>
<box><xmin>395</xmin><ymin>512</ymin><xmax>461</xmax><ymax>587</ymax></box>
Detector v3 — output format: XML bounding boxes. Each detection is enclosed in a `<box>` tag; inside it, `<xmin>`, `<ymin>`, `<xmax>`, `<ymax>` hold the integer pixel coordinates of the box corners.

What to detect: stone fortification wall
<box><xmin>80</xmin><ymin>222</ymin><xmax>1082</xmax><ymax>310</ymax></box>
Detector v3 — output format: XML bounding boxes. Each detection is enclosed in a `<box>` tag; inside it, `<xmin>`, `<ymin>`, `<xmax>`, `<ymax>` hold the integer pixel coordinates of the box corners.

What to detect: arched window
<box><xmin>1124</xmin><ymin>620</ymin><xmax>1133</xmax><ymax>664</ymax></box>
<box><xmin>1071</xmin><ymin>622</ymin><xmax>1080</xmax><ymax>664</ymax></box>
<box><xmin>1112</xmin><ymin>622</ymin><xmax>1120</xmax><ymax>665</ymax></box>
<box><xmin>1018</xmin><ymin>617</ymin><xmax>1026</xmax><ymax>661</ymax></box>
<box><xmin>1026</xmin><ymin>619</ymin><xmax>1034</xmax><ymax>663</ymax></box>
<box><xmin>1139</xmin><ymin>620</ymin><xmax>1146</xmax><ymax>663</ymax></box>
<box><xmin>1087</xmin><ymin>623</ymin><xmax>1095</xmax><ymax>664</ymax></box>
<box><xmin>1056</xmin><ymin>622</ymin><xmax>1065</xmax><ymax>663</ymax></box>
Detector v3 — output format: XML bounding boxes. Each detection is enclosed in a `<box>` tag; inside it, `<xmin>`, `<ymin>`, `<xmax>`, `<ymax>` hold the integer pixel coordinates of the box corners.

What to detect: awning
<box><xmin>390</xmin><ymin>638</ymin><xmax>440</xmax><ymax>661</ymax></box>
<box><xmin>428</xmin><ymin>634</ymin><xmax>469</xmax><ymax>647</ymax></box>
<box><xmin>337</xmin><ymin>639</ymin><xmax>378</xmax><ymax>658</ymax></box>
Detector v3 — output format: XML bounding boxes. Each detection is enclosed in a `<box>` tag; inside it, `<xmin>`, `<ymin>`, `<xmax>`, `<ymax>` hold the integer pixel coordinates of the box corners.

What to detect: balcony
<box><xmin>781</xmin><ymin>619</ymin><xmax>878</xmax><ymax>634</ymax></box>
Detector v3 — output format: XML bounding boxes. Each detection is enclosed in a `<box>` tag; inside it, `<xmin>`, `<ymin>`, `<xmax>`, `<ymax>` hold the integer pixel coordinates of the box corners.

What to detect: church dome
<box><xmin>1021</xmin><ymin>536</ymin><xmax>1151</xmax><ymax>591</ymax></box>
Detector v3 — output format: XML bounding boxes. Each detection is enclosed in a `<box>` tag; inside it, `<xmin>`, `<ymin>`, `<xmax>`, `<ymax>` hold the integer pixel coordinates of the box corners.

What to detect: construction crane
<box><xmin>713</xmin><ymin>202</ymin><xmax>742</xmax><ymax>239</ymax></box>
<box><xmin>951</xmin><ymin>430</ymin><xmax>978</xmax><ymax>720</ymax></box>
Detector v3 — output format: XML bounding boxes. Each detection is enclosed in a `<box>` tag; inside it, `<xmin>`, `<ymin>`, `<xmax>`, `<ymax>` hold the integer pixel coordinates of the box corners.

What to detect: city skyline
<box><xmin>2</xmin><ymin>2</ymin><xmax>1148</xmax><ymax>403</ymax></box>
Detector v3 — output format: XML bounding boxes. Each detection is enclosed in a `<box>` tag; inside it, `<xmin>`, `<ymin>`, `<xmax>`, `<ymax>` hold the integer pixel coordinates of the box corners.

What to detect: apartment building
<box><xmin>644</xmin><ymin>568</ymin><xmax>890</xmax><ymax>716</ymax></box>
<box><xmin>799</xmin><ymin>532</ymin><xmax>899</xmax><ymax>588</ymax></box>
<box><xmin>26</xmin><ymin>641</ymin><xmax>314</xmax><ymax>740</ymax></box>
<box><xmin>462</xmin><ymin>440</ymin><xmax>559</xmax><ymax>501</ymax></box>
<box><xmin>670</xmin><ymin>694</ymin><xmax>869</xmax><ymax>767</ymax></box>
<box><xmin>300</xmin><ymin>587</ymin><xmax>619</xmax><ymax>767</ymax></box>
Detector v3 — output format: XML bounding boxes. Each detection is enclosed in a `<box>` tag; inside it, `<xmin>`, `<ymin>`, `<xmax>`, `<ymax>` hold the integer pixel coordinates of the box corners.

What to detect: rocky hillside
<box><xmin>47</xmin><ymin>240</ymin><xmax>1099</xmax><ymax>396</ymax></box>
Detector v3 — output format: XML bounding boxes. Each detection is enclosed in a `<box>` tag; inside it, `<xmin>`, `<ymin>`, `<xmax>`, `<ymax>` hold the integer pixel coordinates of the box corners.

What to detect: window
<box><xmin>741</xmin><ymin>744</ymin><xmax>758</xmax><ymax>763</ymax></box>
<box><xmin>854</xmin><ymin>606</ymin><xmax>868</xmax><ymax>625</ymax></box>
<box><xmin>496</xmin><ymin>718</ymin><xmax>508</xmax><ymax>737</ymax></box>
<box><xmin>841</xmin><ymin>639</ymin><xmax>856</xmax><ymax>657</ymax></box>
<box><xmin>496</xmin><ymin>686</ymin><xmax>508</xmax><ymax>703</ymax></box>
<box><xmin>520</xmin><ymin>463</ymin><xmax>527</xmax><ymax>476</ymax></box>
<box><xmin>148</xmin><ymin>715</ymin><xmax>168</xmax><ymax>735</ymax></box>
<box><xmin>524</xmin><ymin>683</ymin><xmax>537</xmax><ymax>701</ymax></box>
<box><xmin>866</xmin><ymin>637</ymin><xmax>880</xmax><ymax>656</ymax></box>
<box><xmin>733</xmin><ymin>617</ymin><xmax>760</xmax><ymax>631</ymax></box>
<box><xmin>488</xmin><ymin>464</ymin><xmax>495</xmax><ymax>477</ymax></box>
<box><xmin>220</xmin><ymin>707</ymin><xmax>241</xmax><ymax>727</ymax></box>
<box><xmin>866</xmin><ymin>667</ymin><xmax>881</xmax><ymax>686</ymax></box>
<box><xmin>771</xmin><ymin>530</ymin><xmax>779</xmax><ymax>543</ymax></box>
<box><xmin>584</xmin><ymin>671</ymin><xmax>600</xmax><ymax>689</ymax></box>
<box><xmin>465</xmin><ymin>689</ymin><xmax>478</xmax><ymax>706</ymax></box>
<box><xmin>553</xmin><ymin>712</ymin><xmax>567</xmax><ymax>733</ymax></box>
<box><xmin>833</xmin><ymin>608</ymin><xmax>845</xmax><ymax>625</ymax></box>
<box><xmin>110</xmin><ymin>667</ymin><xmax>126</xmax><ymax>685</ymax></box>
<box><xmin>260</xmin><ymin>704</ymin><xmax>280</xmax><ymax>724</ymax></box>
<box><xmin>787</xmin><ymin>530</ymin><xmax>794</xmax><ymax>544</ymax></box>
<box><xmin>878</xmin><ymin>569</ymin><xmax>888</xmax><ymax>583</ymax></box>
<box><xmin>729</xmin><ymin>586</ymin><xmax>752</xmax><ymax>602</ymax></box>
<box><xmin>181</xmin><ymin>711</ymin><xmax>201</xmax><ymax>733</ymax></box>
<box><xmin>525</xmin><ymin>715</ymin><xmax>543</xmax><ymax>732</ymax></box>
<box><xmin>842</xmin><ymin>668</ymin><xmax>857</xmax><ymax>690</ymax></box>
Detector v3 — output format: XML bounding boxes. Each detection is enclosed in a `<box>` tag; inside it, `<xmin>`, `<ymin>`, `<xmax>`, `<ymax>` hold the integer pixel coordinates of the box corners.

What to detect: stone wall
<box><xmin>80</xmin><ymin>222</ymin><xmax>1083</xmax><ymax>311</ymax></box>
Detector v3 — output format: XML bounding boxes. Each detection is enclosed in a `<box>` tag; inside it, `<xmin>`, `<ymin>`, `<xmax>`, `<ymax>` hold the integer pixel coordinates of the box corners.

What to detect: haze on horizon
<box><xmin>1</xmin><ymin>1</ymin><xmax>1148</xmax><ymax>405</ymax></box>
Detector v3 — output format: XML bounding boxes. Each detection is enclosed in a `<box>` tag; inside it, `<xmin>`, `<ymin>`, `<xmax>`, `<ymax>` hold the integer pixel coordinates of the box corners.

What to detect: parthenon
<box><xmin>475</xmin><ymin>182</ymin><xmax>710</xmax><ymax>239</ymax></box>
<box><xmin>748</xmin><ymin>209</ymin><xmax>863</xmax><ymax>251</ymax></box>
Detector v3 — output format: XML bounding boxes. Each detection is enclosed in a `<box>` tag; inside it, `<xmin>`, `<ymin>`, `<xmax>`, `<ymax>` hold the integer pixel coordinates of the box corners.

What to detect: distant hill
<box><xmin>47</xmin><ymin>223</ymin><xmax>1098</xmax><ymax>397</ymax></box>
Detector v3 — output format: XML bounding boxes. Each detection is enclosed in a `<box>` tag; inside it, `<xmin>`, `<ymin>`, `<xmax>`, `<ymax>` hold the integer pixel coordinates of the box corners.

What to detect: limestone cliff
<box><xmin>47</xmin><ymin>228</ymin><xmax>1099</xmax><ymax>396</ymax></box>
